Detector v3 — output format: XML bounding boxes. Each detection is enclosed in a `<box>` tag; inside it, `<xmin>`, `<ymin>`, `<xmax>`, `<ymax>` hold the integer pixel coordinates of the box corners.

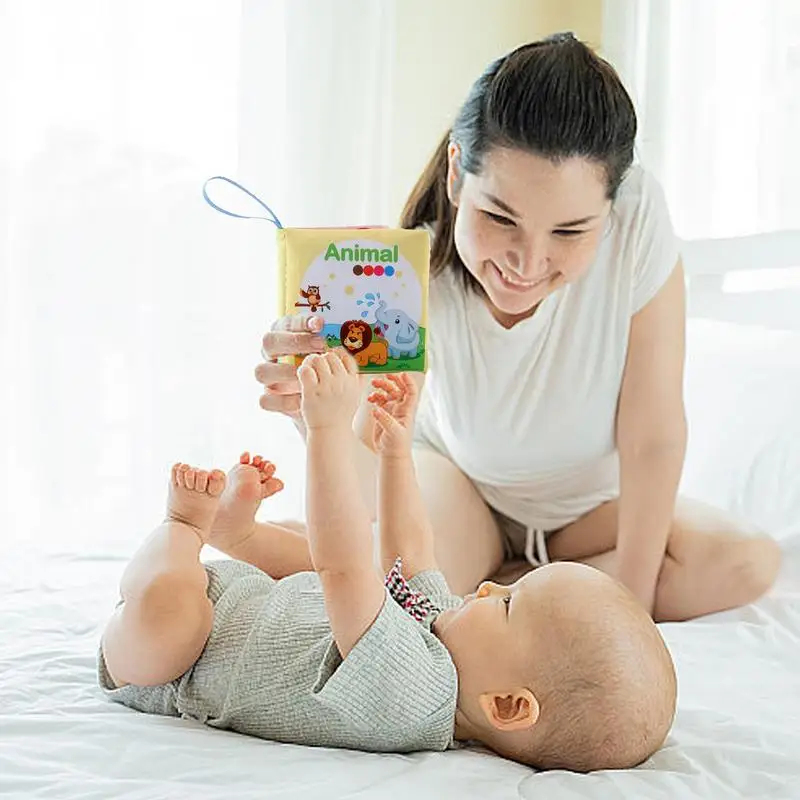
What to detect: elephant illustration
<box><xmin>374</xmin><ymin>300</ymin><xmax>420</xmax><ymax>359</ymax></box>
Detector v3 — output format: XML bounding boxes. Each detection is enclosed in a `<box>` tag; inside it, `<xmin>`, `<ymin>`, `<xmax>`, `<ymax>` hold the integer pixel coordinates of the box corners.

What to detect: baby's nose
<box><xmin>476</xmin><ymin>581</ymin><xmax>500</xmax><ymax>598</ymax></box>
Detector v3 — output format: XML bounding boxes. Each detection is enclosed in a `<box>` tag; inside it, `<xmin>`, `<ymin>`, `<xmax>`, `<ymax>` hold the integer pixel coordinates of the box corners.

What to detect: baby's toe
<box><xmin>195</xmin><ymin>470</ymin><xmax>209</xmax><ymax>492</ymax></box>
<box><xmin>176</xmin><ymin>463</ymin><xmax>190</xmax><ymax>488</ymax></box>
<box><xmin>262</xmin><ymin>477</ymin><xmax>284</xmax><ymax>498</ymax></box>
<box><xmin>207</xmin><ymin>469</ymin><xmax>226</xmax><ymax>497</ymax></box>
<box><xmin>183</xmin><ymin>467</ymin><xmax>197</xmax><ymax>490</ymax></box>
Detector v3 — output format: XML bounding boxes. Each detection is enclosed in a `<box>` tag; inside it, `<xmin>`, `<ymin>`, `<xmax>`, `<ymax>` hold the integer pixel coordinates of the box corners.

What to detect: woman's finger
<box><xmin>271</xmin><ymin>313</ymin><xmax>324</xmax><ymax>334</ymax></box>
<box><xmin>259</xmin><ymin>392</ymin><xmax>302</xmax><ymax>416</ymax></box>
<box><xmin>261</xmin><ymin>330</ymin><xmax>327</xmax><ymax>360</ymax></box>
<box><xmin>254</xmin><ymin>360</ymin><xmax>299</xmax><ymax>387</ymax></box>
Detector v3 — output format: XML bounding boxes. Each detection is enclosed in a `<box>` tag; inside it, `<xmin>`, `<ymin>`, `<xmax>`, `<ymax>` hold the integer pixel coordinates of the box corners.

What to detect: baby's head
<box><xmin>434</xmin><ymin>562</ymin><xmax>676</xmax><ymax>772</ymax></box>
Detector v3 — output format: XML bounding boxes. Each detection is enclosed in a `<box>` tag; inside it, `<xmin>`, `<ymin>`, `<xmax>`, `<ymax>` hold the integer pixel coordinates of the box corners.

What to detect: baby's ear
<box><xmin>478</xmin><ymin>690</ymin><xmax>540</xmax><ymax>732</ymax></box>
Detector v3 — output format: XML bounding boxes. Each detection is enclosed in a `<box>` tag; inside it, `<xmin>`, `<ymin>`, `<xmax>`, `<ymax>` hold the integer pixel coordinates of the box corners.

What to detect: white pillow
<box><xmin>681</xmin><ymin>319</ymin><xmax>800</xmax><ymax>540</ymax></box>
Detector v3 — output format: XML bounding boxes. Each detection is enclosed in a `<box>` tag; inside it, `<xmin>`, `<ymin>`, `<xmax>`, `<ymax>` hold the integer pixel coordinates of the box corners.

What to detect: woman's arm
<box><xmin>615</xmin><ymin>259</ymin><xmax>688</xmax><ymax>612</ymax></box>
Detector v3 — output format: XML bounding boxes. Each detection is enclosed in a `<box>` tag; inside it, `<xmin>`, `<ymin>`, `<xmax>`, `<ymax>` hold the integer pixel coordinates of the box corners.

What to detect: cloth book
<box><xmin>276</xmin><ymin>227</ymin><xmax>430</xmax><ymax>373</ymax></box>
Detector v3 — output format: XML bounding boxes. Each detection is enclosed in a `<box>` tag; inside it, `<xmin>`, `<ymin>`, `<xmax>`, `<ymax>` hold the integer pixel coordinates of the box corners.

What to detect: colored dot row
<box><xmin>353</xmin><ymin>265</ymin><xmax>396</xmax><ymax>277</ymax></box>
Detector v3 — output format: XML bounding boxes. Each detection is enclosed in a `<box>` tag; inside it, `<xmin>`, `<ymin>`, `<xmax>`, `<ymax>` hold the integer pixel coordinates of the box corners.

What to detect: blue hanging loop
<box><xmin>202</xmin><ymin>175</ymin><xmax>284</xmax><ymax>229</ymax></box>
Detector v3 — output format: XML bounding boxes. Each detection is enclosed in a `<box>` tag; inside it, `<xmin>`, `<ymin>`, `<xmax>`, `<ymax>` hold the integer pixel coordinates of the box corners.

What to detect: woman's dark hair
<box><xmin>400</xmin><ymin>33</ymin><xmax>637</xmax><ymax>285</ymax></box>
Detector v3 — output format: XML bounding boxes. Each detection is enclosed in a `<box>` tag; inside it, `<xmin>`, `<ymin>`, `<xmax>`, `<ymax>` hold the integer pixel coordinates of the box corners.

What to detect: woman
<box><xmin>253</xmin><ymin>34</ymin><xmax>781</xmax><ymax>621</ymax></box>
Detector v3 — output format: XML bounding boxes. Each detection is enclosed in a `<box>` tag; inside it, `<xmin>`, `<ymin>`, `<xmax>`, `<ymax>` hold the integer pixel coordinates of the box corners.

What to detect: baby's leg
<box><xmin>208</xmin><ymin>452</ymin><xmax>313</xmax><ymax>577</ymax></box>
<box><xmin>101</xmin><ymin>464</ymin><xmax>225</xmax><ymax>688</ymax></box>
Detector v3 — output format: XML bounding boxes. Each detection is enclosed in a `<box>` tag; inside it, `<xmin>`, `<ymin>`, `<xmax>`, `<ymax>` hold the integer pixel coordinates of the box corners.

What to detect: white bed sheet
<box><xmin>2</xmin><ymin>318</ymin><xmax>800</xmax><ymax>800</ymax></box>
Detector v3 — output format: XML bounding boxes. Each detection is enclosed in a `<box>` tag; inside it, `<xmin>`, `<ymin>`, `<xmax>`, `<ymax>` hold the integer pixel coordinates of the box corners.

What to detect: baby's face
<box><xmin>433</xmin><ymin>562</ymin><xmax>648</xmax><ymax>700</ymax></box>
<box><xmin>433</xmin><ymin>571</ymin><xmax>546</xmax><ymax>691</ymax></box>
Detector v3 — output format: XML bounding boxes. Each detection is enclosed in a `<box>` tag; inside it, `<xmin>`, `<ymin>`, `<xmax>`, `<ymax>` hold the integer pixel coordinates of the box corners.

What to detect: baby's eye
<box><xmin>503</xmin><ymin>595</ymin><xmax>511</xmax><ymax>614</ymax></box>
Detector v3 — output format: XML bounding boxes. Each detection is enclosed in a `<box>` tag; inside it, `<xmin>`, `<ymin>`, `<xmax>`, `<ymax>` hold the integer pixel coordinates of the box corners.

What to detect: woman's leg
<box><xmin>546</xmin><ymin>496</ymin><xmax>782</xmax><ymax>621</ymax></box>
<box><xmin>411</xmin><ymin>447</ymin><xmax>505</xmax><ymax>595</ymax></box>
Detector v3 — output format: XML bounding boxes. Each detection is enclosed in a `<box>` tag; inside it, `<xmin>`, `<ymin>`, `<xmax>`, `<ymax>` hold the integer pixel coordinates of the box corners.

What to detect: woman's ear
<box><xmin>446</xmin><ymin>142</ymin><xmax>463</xmax><ymax>205</ymax></box>
<box><xmin>478</xmin><ymin>690</ymin><xmax>540</xmax><ymax>732</ymax></box>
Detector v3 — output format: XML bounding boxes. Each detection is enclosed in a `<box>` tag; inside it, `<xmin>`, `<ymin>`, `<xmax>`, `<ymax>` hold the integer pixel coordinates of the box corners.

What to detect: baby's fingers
<box><xmin>297</xmin><ymin>357</ymin><xmax>320</xmax><ymax>389</ymax></box>
<box><xmin>367</xmin><ymin>389</ymin><xmax>388</xmax><ymax>405</ymax></box>
<box><xmin>371</xmin><ymin>404</ymin><xmax>402</xmax><ymax>433</ymax></box>
<box><xmin>371</xmin><ymin>376</ymin><xmax>403</xmax><ymax>399</ymax></box>
<box><xmin>399</xmin><ymin>373</ymin><xmax>418</xmax><ymax>395</ymax></box>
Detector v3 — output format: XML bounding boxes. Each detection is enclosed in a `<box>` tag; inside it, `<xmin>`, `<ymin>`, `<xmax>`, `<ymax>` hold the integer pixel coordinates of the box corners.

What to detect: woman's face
<box><xmin>448</xmin><ymin>145</ymin><xmax>611</xmax><ymax>325</ymax></box>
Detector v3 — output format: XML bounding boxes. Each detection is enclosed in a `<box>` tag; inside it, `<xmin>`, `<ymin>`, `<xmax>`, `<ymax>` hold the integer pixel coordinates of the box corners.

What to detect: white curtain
<box><xmin>602</xmin><ymin>0</ymin><xmax>800</xmax><ymax>241</ymax></box>
<box><xmin>0</xmin><ymin>0</ymin><xmax>395</xmax><ymax>557</ymax></box>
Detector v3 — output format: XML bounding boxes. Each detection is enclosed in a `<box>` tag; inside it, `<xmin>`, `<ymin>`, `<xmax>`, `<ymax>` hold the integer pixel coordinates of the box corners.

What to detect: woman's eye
<box><xmin>482</xmin><ymin>210</ymin><xmax>515</xmax><ymax>227</ymax></box>
<box><xmin>553</xmin><ymin>229</ymin><xmax>586</xmax><ymax>238</ymax></box>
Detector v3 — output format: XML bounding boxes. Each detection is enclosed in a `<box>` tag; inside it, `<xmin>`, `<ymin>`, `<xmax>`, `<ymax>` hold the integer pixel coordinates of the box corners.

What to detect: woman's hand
<box><xmin>255</xmin><ymin>314</ymin><xmax>329</xmax><ymax>424</ymax></box>
<box><xmin>256</xmin><ymin>314</ymin><xmax>377</xmax><ymax>443</ymax></box>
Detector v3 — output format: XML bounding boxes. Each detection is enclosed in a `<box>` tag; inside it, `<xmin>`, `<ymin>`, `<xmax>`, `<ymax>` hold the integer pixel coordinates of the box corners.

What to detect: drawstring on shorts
<box><xmin>523</xmin><ymin>527</ymin><xmax>550</xmax><ymax>568</ymax></box>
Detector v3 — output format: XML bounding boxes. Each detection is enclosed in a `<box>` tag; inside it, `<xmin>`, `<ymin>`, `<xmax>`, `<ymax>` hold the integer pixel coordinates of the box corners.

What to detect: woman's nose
<box><xmin>504</xmin><ymin>249</ymin><xmax>522</xmax><ymax>273</ymax></box>
<box><xmin>505</xmin><ymin>246</ymin><xmax>549</xmax><ymax>279</ymax></box>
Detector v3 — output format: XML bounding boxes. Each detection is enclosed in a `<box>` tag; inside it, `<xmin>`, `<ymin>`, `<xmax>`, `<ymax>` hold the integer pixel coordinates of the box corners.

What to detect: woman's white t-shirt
<box><xmin>414</xmin><ymin>166</ymin><xmax>680</xmax><ymax>531</ymax></box>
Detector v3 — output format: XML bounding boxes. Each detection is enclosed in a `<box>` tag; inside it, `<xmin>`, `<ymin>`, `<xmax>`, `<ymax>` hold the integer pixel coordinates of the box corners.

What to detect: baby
<box><xmin>98</xmin><ymin>350</ymin><xmax>677</xmax><ymax>772</ymax></box>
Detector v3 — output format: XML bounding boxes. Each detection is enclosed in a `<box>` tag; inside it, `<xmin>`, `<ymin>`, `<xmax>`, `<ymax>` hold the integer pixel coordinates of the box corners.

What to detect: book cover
<box><xmin>276</xmin><ymin>227</ymin><xmax>430</xmax><ymax>373</ymax></box>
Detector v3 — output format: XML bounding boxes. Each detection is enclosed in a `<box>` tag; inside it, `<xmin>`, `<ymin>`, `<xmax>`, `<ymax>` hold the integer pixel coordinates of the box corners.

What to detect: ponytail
<box><xmin>399</xmin><ymin>130</ymin><xmax>463</xmax><ymax>278</ymax></box>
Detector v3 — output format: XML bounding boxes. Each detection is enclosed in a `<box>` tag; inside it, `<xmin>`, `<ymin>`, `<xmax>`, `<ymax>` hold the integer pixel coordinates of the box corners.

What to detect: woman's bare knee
<box><xmin>656</xmin><ymin>532</ymin><xmax>782</xmax><ymax>621</ymax></box>
<box><xmin>728</xmin><ymin>536</ymin><xmax>782</xmax><ymax>603</ymax></box>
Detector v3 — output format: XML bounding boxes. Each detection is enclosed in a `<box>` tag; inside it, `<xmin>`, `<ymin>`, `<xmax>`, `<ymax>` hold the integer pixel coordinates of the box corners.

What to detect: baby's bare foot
<box><xmin>207</xmin><ymin>452</ymin><xmax>284</xmax><ymax>553</ymax></box>
<box><xmin>167</xmin><ymin>463</ymin><xmax>227</xmax><ymax>543</ymax></box>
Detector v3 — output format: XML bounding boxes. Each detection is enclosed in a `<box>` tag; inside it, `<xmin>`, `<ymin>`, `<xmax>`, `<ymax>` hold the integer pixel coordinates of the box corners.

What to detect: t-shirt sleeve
<box><xmin>407</xmin><ymin>569</ymin><xmax>463</xmax><ymax>612</ymax></box>
<box><xmin>630</xmin><ymin>170</ymin><xmax>681</xmax><ymax>313</ymax></box>
<box><xmin>311</xmin><ymin>590</ymin><xmax>457</xmax><ymax>751</ymax></box>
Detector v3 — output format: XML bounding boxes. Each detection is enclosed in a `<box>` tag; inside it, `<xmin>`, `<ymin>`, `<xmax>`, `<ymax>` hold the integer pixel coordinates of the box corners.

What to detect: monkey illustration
<box><xmin>340</xmin><ymin>320</ymin><xmax>388</xmax><ymax>367</ymax></box>
<box><xmin>295</xmin><ymin>285</ymin><xmax>331</xmax><ymax>313</ymax></box>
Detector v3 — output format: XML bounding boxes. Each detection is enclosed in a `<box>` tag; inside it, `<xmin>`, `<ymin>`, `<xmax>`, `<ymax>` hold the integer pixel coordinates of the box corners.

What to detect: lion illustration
<box><xmin>340</xmin><ymin>320</ymin><xmax>389</xmax><ymax>367</ymax></box>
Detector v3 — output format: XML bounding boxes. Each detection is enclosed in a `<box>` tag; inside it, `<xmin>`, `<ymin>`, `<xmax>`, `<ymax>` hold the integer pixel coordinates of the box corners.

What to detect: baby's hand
<box><xmin>298</xmin><ymin>350</ymin><xmax>362</xmax><ymax>431</ymax></box>
<box><xmin>368</xmin><ymin>373</ymin><xmax>419</xmax><ymax>457</ymax></box>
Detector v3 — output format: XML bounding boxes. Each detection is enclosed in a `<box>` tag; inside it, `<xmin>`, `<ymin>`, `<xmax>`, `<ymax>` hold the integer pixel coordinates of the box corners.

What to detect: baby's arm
<box><xmin>377</xmin><ymin>454</ymin><xmax>438</xmax><ymax>577</ymax></box>
<box><xmin>299</xmin><ymin>352</ymin><xmax>385</xmax><ymax>658</ymax></box>
<box><xmin>370</xmin><ymin>374</ymin><xmax>438</xmax><ymax>578</ymax></box>
<box><xmin>214</xmin><ymin>520</ymin><xmax>313</xmax><ymax>578</ymax></box>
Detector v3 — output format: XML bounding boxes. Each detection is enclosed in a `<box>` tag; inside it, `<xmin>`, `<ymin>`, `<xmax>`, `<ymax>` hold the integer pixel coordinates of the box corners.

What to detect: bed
<box><xmin>3</xmin><ymin>233</ymin><xmax>799</xmax><ymax>799</ymax></box>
